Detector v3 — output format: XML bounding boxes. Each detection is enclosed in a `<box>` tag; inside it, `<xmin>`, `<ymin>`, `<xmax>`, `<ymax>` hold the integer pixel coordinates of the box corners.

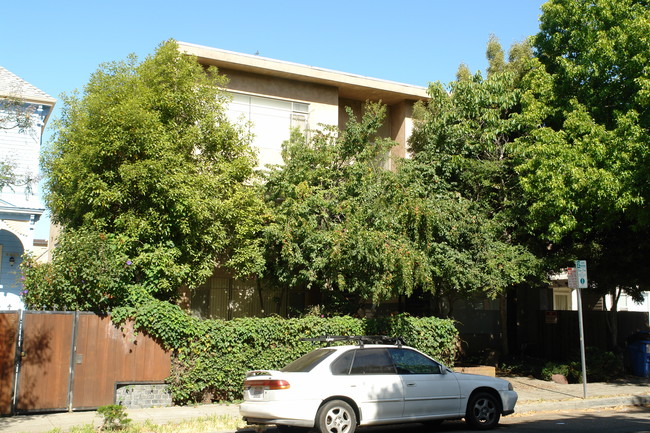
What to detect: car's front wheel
<box><xmin>315</xmin><ymin>400</ymin><xmax>356</xmax><ymax>433</ymax></box>
<box><xmin>465</xmin><ymin>391</ymin><xmax>501</xmax><ymax>430</ymax></box>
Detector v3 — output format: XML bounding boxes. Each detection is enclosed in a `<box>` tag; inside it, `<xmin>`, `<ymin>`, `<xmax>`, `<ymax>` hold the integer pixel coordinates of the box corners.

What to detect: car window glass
<box><xmin>388</xmin><ymin>348</ymin><xmax>441</xmax><ymax>374</ymax></box>
<box><xmin>281</xmin><ymin>349</ymin><xmax>335</xmax><ymax>372</ymax></box>
<box><xmin>349</xmin><ymin>348</ymin><xmax>396</xmax><ymax>375</ymax></box>
<box><xmin>330</xmin><ymin>350</ymin><xmax>354</xmax><ymax>375</ymax></box>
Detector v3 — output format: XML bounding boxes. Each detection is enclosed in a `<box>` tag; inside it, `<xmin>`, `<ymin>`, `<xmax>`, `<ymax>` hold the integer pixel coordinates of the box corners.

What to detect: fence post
<box><xmin>11</xmin><ymin>310</ymin><xmax>24</xmax><ymax>415</ymax></box>
<box><xmin>67</xmin><ymin>311</ymin><xmax>79</xmax><ymax>412</ymax></box>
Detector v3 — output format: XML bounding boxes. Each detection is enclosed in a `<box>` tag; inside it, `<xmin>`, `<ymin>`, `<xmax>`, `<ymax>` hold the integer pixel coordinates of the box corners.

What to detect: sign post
<box><xmin>569</xmin><ymin>260</ymin><xmax>589</xmax><ymax>398</ymax></box>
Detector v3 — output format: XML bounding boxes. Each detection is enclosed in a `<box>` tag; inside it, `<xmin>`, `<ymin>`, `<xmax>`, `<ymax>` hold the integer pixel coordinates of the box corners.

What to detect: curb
<box><xmin>515</xmin><ymin>395</ymin><xmax>650</xmax><ymax>414</ymax></box>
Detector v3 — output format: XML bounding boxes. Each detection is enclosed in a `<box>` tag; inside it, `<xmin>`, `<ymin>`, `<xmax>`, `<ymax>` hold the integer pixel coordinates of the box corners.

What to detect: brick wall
<box><xmin>115</xmin><ymin>383</ymin><xmax>172</xmax><ymax>409</ymax></box>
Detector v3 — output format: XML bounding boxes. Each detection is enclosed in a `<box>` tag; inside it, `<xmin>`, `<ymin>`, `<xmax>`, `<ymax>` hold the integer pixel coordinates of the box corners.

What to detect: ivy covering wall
<box><xmin>113</xmin><ymin>298</ymin><xmax>459</xmax><ymax>403</ymax></box>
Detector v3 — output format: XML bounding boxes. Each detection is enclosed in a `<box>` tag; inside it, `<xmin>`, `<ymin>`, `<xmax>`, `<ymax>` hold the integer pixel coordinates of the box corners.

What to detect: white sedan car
<box><xmin>240</xmin><ymin>336</ymin><xmax>517</xmax><ymax>433</ymax></box>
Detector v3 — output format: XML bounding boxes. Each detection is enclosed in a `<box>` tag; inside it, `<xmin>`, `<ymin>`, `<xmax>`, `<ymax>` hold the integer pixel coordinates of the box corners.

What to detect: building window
<box><xmin>554</xmin><ymin>294</ymin><xmax>569</xmax><ymax>310</ymax></box>
<box><xmin>227</xmin><ymin>93</ymin><xmax>310</xmax><ymax>167</ymax></box>
<box><xmin>553</xmin><ymin>287</ymin><xmax>572</xmax><ymax>311</ymax></box>
<box><xmin>190</xmin><ymin>274</ymin><xmax>287</xmax><ymax>319</ymax></box>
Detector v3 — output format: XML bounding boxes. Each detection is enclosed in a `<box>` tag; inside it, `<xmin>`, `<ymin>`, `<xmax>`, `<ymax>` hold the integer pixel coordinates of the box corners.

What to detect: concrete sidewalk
<box><xmin>1</xmin><ymin>376</ymin><xmax>648</xmax><ymax>433</ymax></box>
<box><xmin>511</xmin><ymin>375</ymin><xmax>650</xmax><ymax>413</ymax></box>
<box><xmin>0</xmin><ymin>403</ymin><xmax>241</xmax><ymax>433</ymax></box>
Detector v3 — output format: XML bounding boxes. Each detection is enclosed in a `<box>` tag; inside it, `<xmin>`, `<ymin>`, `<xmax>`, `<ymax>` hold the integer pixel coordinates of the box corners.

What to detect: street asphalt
<box><xmin>0</xmin><ymin>376</ymin><xmax>648</xmax><ymax>433</ymax></box>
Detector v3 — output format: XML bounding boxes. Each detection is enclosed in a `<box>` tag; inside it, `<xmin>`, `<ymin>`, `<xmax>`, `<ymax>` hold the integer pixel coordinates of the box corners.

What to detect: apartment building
<box><xmin>177</xmin><ymin>42</ymin><xmax>429</xmax><ymax>318</ymax></box>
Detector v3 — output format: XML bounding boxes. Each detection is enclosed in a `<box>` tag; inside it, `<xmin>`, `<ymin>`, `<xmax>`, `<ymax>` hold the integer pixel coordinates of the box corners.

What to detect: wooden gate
<box><xmin>71</xmin><ymin>313</ymin><xmax>171</xmax><ymax>409</ymax></box>
<box><xmin>0</xmin><ymin>311</ymin><xmax>171</xmax><ymax>415</ymax></box>
<box><xmin>0</xmin><ymin>312</ymin><xmax>19</xmax><ymax>415</ymax></box>
<box><xmin>16</xmin><ymin>312</ymin><xmax>74</xmax><ymax>412</ymax></box>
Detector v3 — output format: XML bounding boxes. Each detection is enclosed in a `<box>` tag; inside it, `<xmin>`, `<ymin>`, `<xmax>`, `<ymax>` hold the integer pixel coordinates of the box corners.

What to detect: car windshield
<box><xmin>281</xmin><ymin>349</ymin><xmax>336</xmax><ymax>372</ymax></box>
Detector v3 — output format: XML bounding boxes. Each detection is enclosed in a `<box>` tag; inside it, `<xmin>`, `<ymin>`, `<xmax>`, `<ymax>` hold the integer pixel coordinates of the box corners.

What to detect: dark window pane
<box><xmin>350</xmin><ymin>349</ymin><xmax>396</xmax><ymax>375</ymax></box>
<box><xmin>281</xmin><ymin>349</ymin><xmax>335</xmax><ymax>372</ymax></box>
<box><xmin>388</xmin><ymin>348</ymin><xmax>441</xmax><ymax>374</ymax></box>
<box><xmin>331</xmin><ymin>350</ymin><xmax>355</xmax><ymax>375</ymax></box>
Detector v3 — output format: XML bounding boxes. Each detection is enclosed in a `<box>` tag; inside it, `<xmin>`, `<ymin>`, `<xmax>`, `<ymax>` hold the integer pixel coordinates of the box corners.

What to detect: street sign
<box><xmin>567</xmin><ymin>267</ymin><xmax>578</xmax><ymax>289</ymax></box>
<box><xmin>572</xmin><ymin>259</ymin><xmax>589</xmax><ymax>398</ymax></box>
<box><xmin>576</xmin><ymin>260</ymin><xmax>588</xmax><ymax>288</ymax></box>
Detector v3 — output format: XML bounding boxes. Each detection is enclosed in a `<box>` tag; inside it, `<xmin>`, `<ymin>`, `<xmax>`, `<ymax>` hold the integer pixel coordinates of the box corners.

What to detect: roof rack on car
<box><xmin>301</xmin><ymin>335</ymin><xmax>406</xmax><ymax>348</ymax></box>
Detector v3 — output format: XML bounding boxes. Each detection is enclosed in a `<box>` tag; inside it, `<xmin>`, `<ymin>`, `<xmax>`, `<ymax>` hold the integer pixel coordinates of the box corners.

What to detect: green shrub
<box><xmin>97</xmin><ymin>404</ymin><xmax>131</xmax><ymax>430</ymax></box>
<box><xmin>540</xmin><ymin>347</ymin><xmax>623</xmax><ymax>383</ymax></box>
<box><xmin>113</xmin><ymin>297</ymin><xmax>459</xmax><ymax>404</ymax></box>
<box><xmin>585</xmin><ymin>347</ymin><xmax>623</xmax><ymax>382</ymax></box>
<box><xmin>20</xmin><ymin>229</ymin><xmax>139</xmax><ymax>312</ymax></box>
<box><xmin>541</xmin><ymin>361</ymin><xmax>578</xmax><ymax>382</ymax></box>
<box><xmin>367</xmin><ymin>314</ymin><xmax>459</xmax><ymax>364</ymax></box>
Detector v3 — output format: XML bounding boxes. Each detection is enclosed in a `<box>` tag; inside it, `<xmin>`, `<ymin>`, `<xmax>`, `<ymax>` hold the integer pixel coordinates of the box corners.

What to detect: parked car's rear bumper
<box><xmin>240</xmin><ymin>400</ymin><xmax>317</xmax><ymax>427</ymax></box>
<box><xmin>242</xmin><ymin>416</ymin><xmax>314</xmax><ymax>428</ymax></box>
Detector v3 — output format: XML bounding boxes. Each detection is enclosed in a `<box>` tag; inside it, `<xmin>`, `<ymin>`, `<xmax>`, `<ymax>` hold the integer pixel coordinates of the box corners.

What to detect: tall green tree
<box><xmin>22</xmin><ymin>228</ymin><xmax>137</xmax><ymax>311</ymax></box>
<box><xmin>517</xmin><ymin>0</ymin><xmax>650</xmax><ymax>347</ymax></box>
<box><xmin>408</xmin><ymin>38</ymin><xmax>544</xmax><ymax>353</ymax></box>
<box><xmin>535</xmin><ymin>0</ymin><xmax>649</xmax><ymax>131</ymax></box>
<box><xmin>31</xmin><ymin>40</ymin><xmax>265</xmax><ymax>309</ymax></box>
<box><xmin>261</xmin><ymin>104</ymin><xmax>432</xmax><ymax>313</ymax></box>
<box><xmin>262</xmin><ymin>97</ymin><xmax>538</xmax><ymax>321</ymax></box>
<box><xmin>522</xmin><ymin>0</ymin><xmax>649</xmax><ymax>238</ymax></box>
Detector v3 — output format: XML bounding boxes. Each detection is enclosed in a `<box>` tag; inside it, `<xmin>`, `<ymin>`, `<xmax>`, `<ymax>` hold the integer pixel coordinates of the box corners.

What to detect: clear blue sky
<box><xmin>3</xmin><ymin>0</ymin><xmax>545</xmax><ymax>238</ymax></box>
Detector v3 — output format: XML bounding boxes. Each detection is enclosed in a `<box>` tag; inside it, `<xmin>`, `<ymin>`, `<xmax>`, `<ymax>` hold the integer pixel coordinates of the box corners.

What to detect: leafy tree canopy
<box><xmin>261</xmin><ymin>104</ymin><xmax>431</xmax><ymax>309</ymax></box>
<box><xmin>516</xmin><ymin>0</ymin><xmax>650</xmax><ymax>327</ymax></box>
<box><xmin>22</xmin><ymin>228</ymin><xmax>136</xmax><ymax>310</ymax></box>
<box><xmin>407</xmin><ymin>38</ymin><xmax>542</xmax><ymax>302</ymax></box>
<box><xmin>34</xmin><ymin>40</ymin><xmax>265</xmax><ymax>308</ymax></box>
<box><xmin>520</xmin><ymin>0</ymin><xmax>650</xmax><ymax>239</ymax></box>
<box><xmin>262</xmin><ymin>96</ymin><xmax>539</xmax><ymax>315</ymax></box>
<box><xmin>535</xmin><ymin>0</ymin><xmax>650</xmax><ymax>130</ymax></box>
<box><xmin>0</xmin><ymin>159</ymin><xmax>22</xmax><ymax>192</ymax></box>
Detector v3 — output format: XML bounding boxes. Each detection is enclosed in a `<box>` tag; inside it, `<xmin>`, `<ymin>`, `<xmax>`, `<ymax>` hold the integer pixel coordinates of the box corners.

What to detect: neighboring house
<box><xmin>176</xmin><ymin>42</ymin><xmax>430</xmax><ymax>319</ymax></box>
<box><xmin>550</xmin><ymin>270</ymin><xmax>650</xmax><ymax>318</ymax></box>
<box><xmin>0</xmin><ymin>66</ymin><xmax>55</xmax><ymax>310</ymax></box>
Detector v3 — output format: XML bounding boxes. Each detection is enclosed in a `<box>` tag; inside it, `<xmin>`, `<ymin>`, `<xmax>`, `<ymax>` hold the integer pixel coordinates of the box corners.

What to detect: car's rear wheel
<box><xmin>465</xmin><ymin>391</ymin><xmax>501</xmax><ymax>430</ymax></box>
<box><xmin>315</xmin><ymin>399</ymin><xmax>356</xmax><ymax>433</ymax></box>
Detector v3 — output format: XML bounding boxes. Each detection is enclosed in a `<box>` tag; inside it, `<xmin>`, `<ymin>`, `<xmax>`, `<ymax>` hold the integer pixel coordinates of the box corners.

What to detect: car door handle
<box><xmin>406</xmin><ymin>383</ymin><xmax>416</xmax><ymax>387</ymax></box>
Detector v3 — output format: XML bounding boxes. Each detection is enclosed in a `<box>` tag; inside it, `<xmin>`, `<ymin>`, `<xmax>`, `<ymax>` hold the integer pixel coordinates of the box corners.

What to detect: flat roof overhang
<box><xmin>178</xmin><ymin>42</ymin><xmax>430</xmax><ymax>105</ymax></box>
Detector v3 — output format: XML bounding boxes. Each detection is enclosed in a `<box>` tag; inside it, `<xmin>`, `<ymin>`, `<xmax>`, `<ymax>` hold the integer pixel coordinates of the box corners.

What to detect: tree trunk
<box><xmin>499</xmin><ymin>294</ymin><xmax>509</xmax><ymax>358</ymax></box>
<box><xmin>604</xmin><ymin>287</ymin><xmax>622</xmax><ymax>350</ymax></box>
<box><xmin>256</xmin><ymin>279</ymin><xmax>265</xmax><ymax>315</ymax></box>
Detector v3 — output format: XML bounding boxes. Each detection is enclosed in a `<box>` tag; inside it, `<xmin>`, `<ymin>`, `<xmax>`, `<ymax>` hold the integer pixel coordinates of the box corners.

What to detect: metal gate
<box><xmin>0</xmin><ymin>311</ymin><xmax>171</xmax><ymax>415</ymax></box>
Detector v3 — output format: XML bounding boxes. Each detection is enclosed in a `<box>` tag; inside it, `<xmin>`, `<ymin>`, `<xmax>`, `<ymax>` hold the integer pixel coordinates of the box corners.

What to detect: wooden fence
<box><xmin>535</xmin><ymin>310</ymin><xmax>649</xmax><ymax>360</ymax></box>
<box><xmin>0</xmin><ymin>311</ymin><xmax>171</xmax><ymax>415</ymax></box>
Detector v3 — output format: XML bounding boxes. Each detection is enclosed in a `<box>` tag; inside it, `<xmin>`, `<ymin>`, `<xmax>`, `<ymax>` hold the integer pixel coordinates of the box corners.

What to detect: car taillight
<box><xmin>244</xmin><ymin>379</ymin><xmax>290</xmax><ymax>390</ymax></box>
